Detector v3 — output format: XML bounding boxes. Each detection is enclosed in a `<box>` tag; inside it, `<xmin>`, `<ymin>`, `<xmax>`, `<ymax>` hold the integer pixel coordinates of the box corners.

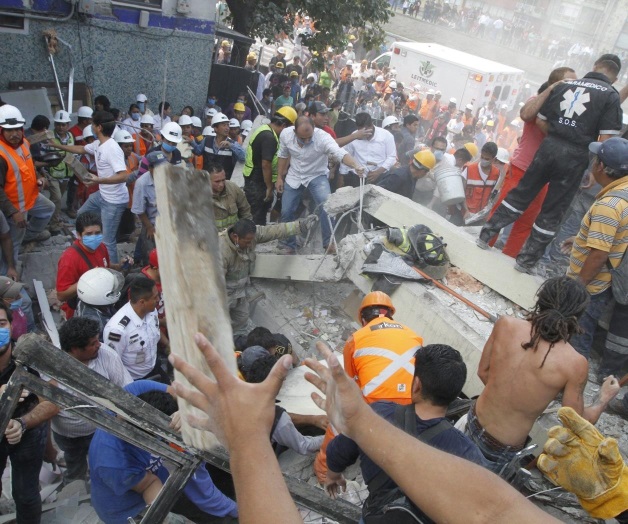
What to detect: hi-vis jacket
<box><xmin>219</xmin><ymin>220</ymin><xmax>300</xmax><ymax>303</ymax></box>
<box><xmin>465</xmin><ymin>162</ymin><xmax>500</xmax><ymax>214</ymax></box>
<box><xmin>213</xmin><ymin>180</ymin><xmax>252</xmax><ymax>231</ymax></box>
<box><xmin>343</xmin><ymin>317</ymin><xmax>423</xmax><ymax>404</ymax></box>
<box><xmin>0</xmin><ymin>137</ymin><xmax>38</xmax><ymax>214</ymax></box>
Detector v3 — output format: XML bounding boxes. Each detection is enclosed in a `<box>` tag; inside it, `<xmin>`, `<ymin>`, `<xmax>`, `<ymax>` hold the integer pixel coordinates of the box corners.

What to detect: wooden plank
<box><xmin>363</xmin><ymin>186</ymin><xmax>542</xmax><ymax>310</ymax></box>
<box><xmin>153</xmin><ymin>164</ymin><xmax>236</xmax><ymax>451</ymax></box>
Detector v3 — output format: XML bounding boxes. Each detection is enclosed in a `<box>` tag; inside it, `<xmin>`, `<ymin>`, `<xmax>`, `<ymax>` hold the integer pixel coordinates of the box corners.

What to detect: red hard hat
<box><xmin>149</xmin><ymin>248</ymin><xmax>158</xmax><ymax>268</ymax></box>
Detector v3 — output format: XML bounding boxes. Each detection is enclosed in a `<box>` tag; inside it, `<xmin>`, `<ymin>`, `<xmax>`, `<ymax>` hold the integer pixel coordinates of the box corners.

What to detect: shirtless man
<box><xmin>465</xmin><ymin>276</ymin><xmax>620</xmax><ymax>476</ymax></box>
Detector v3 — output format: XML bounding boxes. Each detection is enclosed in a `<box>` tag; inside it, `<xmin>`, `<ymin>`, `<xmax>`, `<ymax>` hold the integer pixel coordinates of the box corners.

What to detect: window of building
<box><xmin>0</xmin><ymin>13</ymin><xmax>28</xmax><ymax>35</ymax></box>
<box><xmin>111</xmin><ymin>0</ymin><xmax>163</xmax><ymax>11</ymax></box>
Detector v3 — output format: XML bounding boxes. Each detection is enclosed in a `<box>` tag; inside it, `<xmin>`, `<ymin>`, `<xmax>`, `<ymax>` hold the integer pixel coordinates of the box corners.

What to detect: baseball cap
<box><xmin>146</xmin><ymin>150</ymin><xmax>168</xmax><ymax>168</ymax></box>
<box><xmin>0</xmin><ymin>276</ymin><xmax>23</xmax><ymax>300</ymax></box>
<box><xmin>239</xmin><ymin>346</ymin><xmax>271</xmax><ymax>375</ymax></box>
<box><xmin>311</xmin><ymin>101</ymin><xmax>330</xmax><ymax>114</ymax></box>
<box><xmin>148</xmin><ymin>248</ymin><xmax>159</xmax><ymax>268</ymax></box>
<box><xmin>589</xmin><ymin>138</ymin><xmax>628</xmax><ymax>171</ymax></box>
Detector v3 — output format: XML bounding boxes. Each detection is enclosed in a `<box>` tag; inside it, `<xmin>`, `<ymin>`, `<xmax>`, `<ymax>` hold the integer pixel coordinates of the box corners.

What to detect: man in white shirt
<box><xmin>53</xmin><ymin>111</ymin><xmax>130</xmax><ymax>264</ymax></box>
<box><xmin>276</xmin><ymin>116</ymin><xmax>365</xmax><ymax>253</ymax></box>
<box><xmin>339</xmin><ymin>112</ymin><xmax>397</xmax><ymax>186</ymax></box>
<box><xmin>53</xmin><ymin>316</ymin><xmax>133</xmax><ymax>483</ymax></box>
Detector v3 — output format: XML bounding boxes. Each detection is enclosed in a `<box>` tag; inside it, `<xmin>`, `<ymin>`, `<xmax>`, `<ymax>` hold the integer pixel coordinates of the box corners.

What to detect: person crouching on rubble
<box><xmin>462</xmin><ymin>276</ymin><xmax>619</xmax><ymax>478</ymax></box>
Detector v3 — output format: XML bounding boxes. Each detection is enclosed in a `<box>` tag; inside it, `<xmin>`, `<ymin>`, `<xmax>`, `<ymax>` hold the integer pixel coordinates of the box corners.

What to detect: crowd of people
<box><xmin>0</xmin><ymin>23</ymin><xmax>627</xmax><ymax>523</ymax></box>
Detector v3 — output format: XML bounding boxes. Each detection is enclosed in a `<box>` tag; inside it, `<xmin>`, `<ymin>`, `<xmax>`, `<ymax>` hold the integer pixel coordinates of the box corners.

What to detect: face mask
<box><xmin>9</xmin><ymin>298</ymin><xmax>22</xmax><ymax>310</ymax></box>
<box><xmin>480</xmin><ymin>159</ymin><xmax>492</xmax><ymax>168</ymax></box>
<box><xmin>297</xmin><ymin>137</ymin><xmax>312</xmax><ymax>147</ymax></box>
<box><xmin>208</xmin><ymin>98</ymin><xmax>216</xmax><ymax>106</ymax></box>
<box><xmin>0</xmin><ymin>328</ymin><xmax>9</xmax><ymax>348</ymax></box>
<box><xmin>92</xmin><ymin>130</ymin><xmax>99</xmax><ymax>139</ymax></box>
<box><xmin>268</xmin><ymin>97</ymin><xmax>274</xmax><ymax>102</ymax></box>
<box><xmin>82</xmin><ymin>233</ymin><xmax>103</xmax><ymax>251</ymax></box>
<box><xmin>162</xmin><ymin>142</ymin><xmax>177</xmax><ymax>153</ymax></box>
<box><xmin>131</xmin><ymin>112</ymin><xmax>141</xmax><ymax>121</ymax></box>
<box><xmin>137</xmin><ymin>102</ymin><xmax>145</xmax><ymax>112</ymax></box>
<box><xmin>433</xmin><ymin>150</ymin><xmax>444</xmax><ymax>162</ymax></box>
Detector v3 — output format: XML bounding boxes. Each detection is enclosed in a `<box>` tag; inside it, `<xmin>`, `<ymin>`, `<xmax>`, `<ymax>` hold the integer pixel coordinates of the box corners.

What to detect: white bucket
<box><xmin>433</xmin><ymin>164</ymin><xmax>465</xmax><ymax>206</ymax></box>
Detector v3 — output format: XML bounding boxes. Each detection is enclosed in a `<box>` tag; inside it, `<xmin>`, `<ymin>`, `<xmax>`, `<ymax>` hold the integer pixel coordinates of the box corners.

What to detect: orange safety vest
<box><xmin>0</xmin><ymin>138</ymin><xmax>38</xmax><ymax>212</ymax></box>
<box><xmin>344</xmin><ymin>317</ymin><xmax>423</xmax><ymax>403</ymax></box>
<box><xmin>465</xmin><ymin>162</ymin><xmax>500</xmax><ymax>214</ymax></box>
<box><xmin>133</xmin><ymin>132</ymin><xmax>160</xmax><ymax>157</ymax></box>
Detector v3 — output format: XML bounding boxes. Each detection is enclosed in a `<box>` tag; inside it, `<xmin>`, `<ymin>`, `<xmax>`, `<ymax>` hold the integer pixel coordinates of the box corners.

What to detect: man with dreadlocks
<box><xmin>462</xmin><ymin>276</ymin><xmax>619</xmax><ymax>477</ymax></box>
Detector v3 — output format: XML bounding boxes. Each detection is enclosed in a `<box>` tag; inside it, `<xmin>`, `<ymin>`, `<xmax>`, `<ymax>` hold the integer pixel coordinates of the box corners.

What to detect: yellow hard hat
<box><xmin>275</xmin><ymin>106</ymin><xmax>298</xmax><ymax>125</ymax></box>
<box><xmin>464</xmin><ymin>142</ymin><xmax>478</xmax><ymax>158</ymax></box>
<box><xmin>275</xmin><ymin>62</ymin><xmax>285</xmax><ymax>69</ymax></box>
<box><xmin>349</xmin><ymin>35</ymin><xmax>356</xmax><ymax>41</ymax></box>
<box><xmin>246</xmin><ymin>52</ymin><xmax>257</xmax><ymax>61</ymax></box>
<box><xmin>412</xmin><ymin>149</ymin><xmax>436</xmax><ymax>171</ymax></box>
<box><xmin>359</xmin><ymin>291</ymin><xmax>395</xmax><ymax>319</ymax></box>
<box><xmin>234</xmin><ymin>102</ymin><xmax>246</xmax><ymax>112</ymax></box>
<box><xmin>221</xmin><ymin>40</ymin><xmax>230</xmax><ymax>47</ymax></box>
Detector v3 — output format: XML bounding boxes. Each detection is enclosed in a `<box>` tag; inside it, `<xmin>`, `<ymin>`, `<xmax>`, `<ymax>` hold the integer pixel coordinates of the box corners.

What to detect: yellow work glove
<box><xmin>538</xmin><ymin>406</ymin><xmax>628</xmax><ymax>519</ymax></box>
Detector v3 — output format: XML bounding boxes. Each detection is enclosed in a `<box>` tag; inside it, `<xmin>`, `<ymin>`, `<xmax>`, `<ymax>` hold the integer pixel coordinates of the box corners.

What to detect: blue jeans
<box><xmin>1</xmin><ymin>194</ymin><xmax>55</xmax><ymax>273</ymax></box>
<box><xmin>77</xmin><ymin>191</ymin><xmax>127</xmax><ymax>263</ymax></box>
<box><xmin>570</xmin><ymin>289</ymin><xmax>612</xmax><ymax>359</ymax></box>
<box><xmin>280</xmin><ymin>176</ymin><xmax>332</xmax><ymax>250</ymax></box>
<box><xmin>0</xmin><ymin>423</ymin><xmax>48</xmax><ymax>524</ymax></box>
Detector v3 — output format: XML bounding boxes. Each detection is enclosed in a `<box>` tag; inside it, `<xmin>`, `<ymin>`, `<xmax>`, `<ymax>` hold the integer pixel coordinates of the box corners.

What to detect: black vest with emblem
<box><xmin>203</xmin><ymin>135</ymin><xmax>237</xmax><ymax>180</ymax></box>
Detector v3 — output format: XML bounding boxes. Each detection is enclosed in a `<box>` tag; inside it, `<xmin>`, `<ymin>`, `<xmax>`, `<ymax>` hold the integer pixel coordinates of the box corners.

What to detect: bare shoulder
<box><xmin>492</xmin><ymin>314</ymin><xmax>528</xmax><ymax>335</ymax></box>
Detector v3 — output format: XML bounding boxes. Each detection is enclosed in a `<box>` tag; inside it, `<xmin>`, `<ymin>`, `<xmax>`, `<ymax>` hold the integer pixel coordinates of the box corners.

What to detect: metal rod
<box><xmin>46</xmin><ymin>41</ymin><xmax>65</xmax><ymax>111</ymax></box>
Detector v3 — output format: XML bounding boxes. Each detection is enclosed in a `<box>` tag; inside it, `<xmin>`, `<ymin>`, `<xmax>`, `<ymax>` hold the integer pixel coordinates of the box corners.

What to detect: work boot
<box><xmin>476</xmin><ymin>237</ymin><xmax>489</xmax><ymax>250</ymax></box>
<box><xmin>477</xmin><ymin>204</ymin><xmax>520</xmax><ymax>246</ymax></box>
<box><xmin>607</xmin><ymin>397</ymin><xmax>628</xmax><ymax>420</ymax></box>
<box><xmin>516</xmin><ymin>228</ymin><xmax>555</xmax><ymax>272</ymax></box>
<box><xmin>22</xmin><ymin>230</ymin><xmax>51</xmax><ymax>243</ymax></box>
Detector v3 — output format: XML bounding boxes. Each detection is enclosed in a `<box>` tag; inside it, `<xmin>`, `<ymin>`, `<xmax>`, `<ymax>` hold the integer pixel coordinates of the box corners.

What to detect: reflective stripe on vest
<box><xmin>49</xmin><ymin>133</ymin><xmax>74</xmax><ymax>179</ymax></box>
<box><xmin>215</xmin><ymin>214</ymin><xmax>238</xmax><ymax>230</ymax></box>
<box><xmin>0</xmin><ymin>141</ymin><xmax>35</xmax><ymax>212</ymax></box>
<box><xmin>353</xmin><ymin>345</ymin><xmax>420</xmax><ymax>397</ymax></box>
<box><xmin>465</xmin><ymin>162</ymin><xmax>500</xmax><ymax>214</ymax></box>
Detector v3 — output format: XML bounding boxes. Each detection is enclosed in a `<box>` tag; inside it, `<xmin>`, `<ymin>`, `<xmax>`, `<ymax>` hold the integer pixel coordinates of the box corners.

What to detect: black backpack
<box><xmin>362</xmin><ymin>405</ymin><xmax>452</xmax><ymax>524</ymax></box>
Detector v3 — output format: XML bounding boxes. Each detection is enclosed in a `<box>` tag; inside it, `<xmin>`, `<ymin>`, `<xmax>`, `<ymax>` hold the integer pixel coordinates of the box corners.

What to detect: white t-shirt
<box><xmin>84</xmin><ymin>138</ymin><xmax>129</xmax><ymax>205</ymax></box>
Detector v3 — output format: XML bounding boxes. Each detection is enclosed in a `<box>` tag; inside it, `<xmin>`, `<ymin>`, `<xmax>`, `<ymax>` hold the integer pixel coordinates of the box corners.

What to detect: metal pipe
<box><xmin>0</xmin><ymin>1</ymin><xmax>76</xmax><ymax>22</ymax></box>
<box><xmin>56</xmin><ymin>36</ymin><xmax>75</xmax><ymax>114</ymax></box>
<box><xmin>46</xmin><ymin>36</ymin><xmax>66</xmax><ymax>111</ymax></box>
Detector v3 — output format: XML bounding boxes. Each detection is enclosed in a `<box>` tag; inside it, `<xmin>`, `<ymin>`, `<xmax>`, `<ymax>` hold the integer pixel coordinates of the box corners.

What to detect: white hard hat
<box><xmin>80</xmin><ymin>125</ymin><xmax>93</xmax><ymax>140</ymax></box>
<box><xmin>205</xmin><ymin>107</ymin><xmax>218</xmax><ymax>118</ymax></box>
<box><xmin>77</xmin><ymin>268</ymin><xmax>124</xmax><ymax>306</ymax></box>
<box><xmin>346</xmin><ymin>60</ymin><xmax>354</xmax><ymax>66</ymax></box>
<box><xmin>229</xmin><ymin>118</ymin><xmax>240</xmax><ymax>128</ymax></box>
<box><xmin>277</xmin><ymin>46</ymin><xmax>286</xmax><ymax>54</ymax></box>
<box><xmin>240</xmin><ymin>120</ymin><xmax>253</xmax><ymax>132</ymax></box>
<box><xmin>53</xmin><ymin>110</ymin><xmax>72</xmax><ymax>123</ymax></box>
<box><xmin>382</xmin><ymin>115</ymin><xmax>400</xmax><ymax>128</ymax></box>
<box><xmin>140</xmin><ymin>114</ymin><xmax>155</xmax><ymax>125</ymax></box>
<box><xmin>307</xmin><ymin>73</ymin><xmax>317</xmax><ymax>80</ymax></box>
<box><xmin>211</xmin><ymin>112</ymin><xmax>230</xmax><ymax>126</ymax></box>
<box><xmin>389</xmin><ymin>80</ymin><xmax>397</xmax><ymax>88</ymax></box>
<box><xmin>435</xmin><ymin>90</ymin><xmax>441</xmax><ymax>95</ymax></box>
<box><xmin>136</xmin><ymin>93</ymin><xmax>148</xmax><ymax>102</ymax></box>
<box><xmin>524</xmin><ymin>83</ymin><xmax>530</xmax><ymax>88</ymax></box>
<box><xmin>496</xmin><ymin>147</ymin><xmax>510</xmax><ymax>164</ymax></box>
<box><xmin>178</xmin><ymin>115</ymin><xmax>193</xmax><ymax>126</ymax></box>
<box><xmin>347</xmin><ymin>43</ymin><xmax>353</xmax><ymax>48</ymax></box>
<box><xmin>0</xmin><ymin>105</ymin><xmax>26</xmax><ymax>129</ymax></box>
<box><xmin>427</xmin><ymin>89</ymin><xmax>435</xmax><ymax>95</ymax></box>
<box><xmin>501</xmin><ymin>104</ymin><xmax>508</xmax><ymax>109</ymax></box>
<box><xmin>449</xmin><ymin>97</ymin><xmax>457</xmax><ymax>104</ymax></box>
<box><xmin>465</xmin><ymin>104</ymin><xmax>474</xmax><ymax>110</ymax></box>
<box><xmin>77</xmin><ymin>106</ymin><xmax>93</xmax><ymax>119</ymax></box>
<box><xmin>190</xmin><ymin>116</ymin><xmax>202</xmax><ymax>128</ymax></box>
<box><xmin>376</xmin><ymin>75</ymin><xmax>385</xmax><ymax>82</ymax></box>
<box><xmin>113</xmin><ymin>129</ymin><xmax>134</xmax><ymax>143</ymax></box>
<box><xmin>161</xmin><ymin>121</ymin><xmax>183</xmax><ymax>144</ymax></box>
<box><xmin>327</xmin><ymin>47</ymin><xmax>334</xmax><ymax>52</ymax></box>
<box><xmin>202</xmin><ymin>126</ymin><xmax>216</xmax><ymax>137</ymax></box>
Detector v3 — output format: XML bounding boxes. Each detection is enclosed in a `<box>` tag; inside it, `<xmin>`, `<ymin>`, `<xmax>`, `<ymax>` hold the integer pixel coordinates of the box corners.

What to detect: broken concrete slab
<box><xmin>326</xmin><ymin>186</ymin><xmax>542</xmax><ymax>310</ymax></box>
<box><xmin>251</xmin><ymin>254</ymin><xmax>338</xmax><ymax>282</ymax></box>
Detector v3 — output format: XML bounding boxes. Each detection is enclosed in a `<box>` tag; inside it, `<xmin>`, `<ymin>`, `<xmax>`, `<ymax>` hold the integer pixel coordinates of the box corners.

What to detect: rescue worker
<box><xmin>243</xmin><ymin>107</ymin><xmax>298</xmax><ymax>225</ymax></box>
<box><xmin>47</xmin><ymin>110</ymin><xmax>75</xmax><ymax>232</ymax></box>
<box><xmin>220</xmin><ymin>217</ymin><xmax>316</xmax><ymax>336</ymax></box>
<box><xmin>202</xmin><ymin>113</ymin><xmax>245</xmax><ymax>180</ymax></box>
<box><xmin>114</xmin><ymin>129</ymin><xmax>141</xmax><ymax>241</ymax></box>
<box><xmin>69</xmin><ymin>106</ymin><xmax>93</xmax><ymax>145</ymax></box>
<box><xmin>461</xmin><ymin>141</ymin><xmax>499</xmax><ymax>216</ymax></box>
<box><xmin>478</xmin><ymin>54</ymin><xmax>624</xmax><ymax>273</ymax></box>
<box><xmin>75</xmin><ymin>267</ymin><xmax>124</xmax><ymax>337</ymax></box>
<box><xmin>208</xmin><ymin>163</ymin><xmax>252</xmax><ymax>231</ymax></box>
<box><xmin>133</xmin><ymin>115</ymin><xmax>160</xmax><ymax>157</ymax></box>
<box><xmin>0</xmin><ymin>104</ymin><xmax>54</xmax><ymax>275</ymax></box>
<box><xmin>313</xmin><ymin>291</ymin><xmax>424</xmax><ymax>482</ymax></box>
<box><xmin>377</xmin><ymin>149</ymin><xmax>436</xmax><ymax>199</ymax></box>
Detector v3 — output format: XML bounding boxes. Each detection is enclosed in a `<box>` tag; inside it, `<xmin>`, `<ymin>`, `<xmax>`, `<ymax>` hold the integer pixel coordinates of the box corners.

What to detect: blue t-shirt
<box><xmin>327</xmin><ymin>401</ymin><xmax>487</xmax><ymax>486</ymax></box>
<box><xmin>88</xmin><ymin>381</ymin><xmax>237</xmax><ymax>524</ymax></box>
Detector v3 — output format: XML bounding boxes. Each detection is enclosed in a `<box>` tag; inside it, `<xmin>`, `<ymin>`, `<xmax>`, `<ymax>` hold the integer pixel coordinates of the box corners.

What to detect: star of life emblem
<box><xmin>560</xmin><ymin>87</ymin><xmax>590</xmax><ymax>119</ymax></box>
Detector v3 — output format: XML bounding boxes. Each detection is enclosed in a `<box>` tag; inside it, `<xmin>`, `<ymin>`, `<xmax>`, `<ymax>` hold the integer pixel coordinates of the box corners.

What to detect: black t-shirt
<box><xmin>249</xmin><ymin>129</ymin><xmax>279</xmax><ymax>183</ymax></box>
<box><xmin>285</xmin><ymin>64</ymin><xmax>303</xmax><ymax>77</ymax></box>
<box><xmin>538</xmin><ymin>72</ymin><xmax>622</xmax><ymax>147</ymax></box>
<box><xmin>0</xmin><ymin>355</ymin><xmax>40</xmax><ymax>420</ymax></box>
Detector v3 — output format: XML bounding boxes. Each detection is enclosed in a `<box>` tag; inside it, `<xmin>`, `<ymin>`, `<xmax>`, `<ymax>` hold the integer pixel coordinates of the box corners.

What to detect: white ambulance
<box><xmin>373</xmin><ymin>42</ymin><xmax>525</xmax><ymax>111</ymax></box>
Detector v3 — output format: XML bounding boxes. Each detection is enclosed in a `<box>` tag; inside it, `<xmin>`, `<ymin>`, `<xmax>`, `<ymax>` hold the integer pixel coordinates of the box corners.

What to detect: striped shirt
<box><xmin>568</xmin><ymin>177</ymin><xmax>628</xmax><ymax>295</ymax></box>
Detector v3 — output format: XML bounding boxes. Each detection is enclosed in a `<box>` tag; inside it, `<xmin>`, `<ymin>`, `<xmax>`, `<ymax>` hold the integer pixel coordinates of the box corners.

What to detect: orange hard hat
<box><xmin>359</xmin><ymin>291</ymin><xmax>395</xmax><ymax>319</ymax></box>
